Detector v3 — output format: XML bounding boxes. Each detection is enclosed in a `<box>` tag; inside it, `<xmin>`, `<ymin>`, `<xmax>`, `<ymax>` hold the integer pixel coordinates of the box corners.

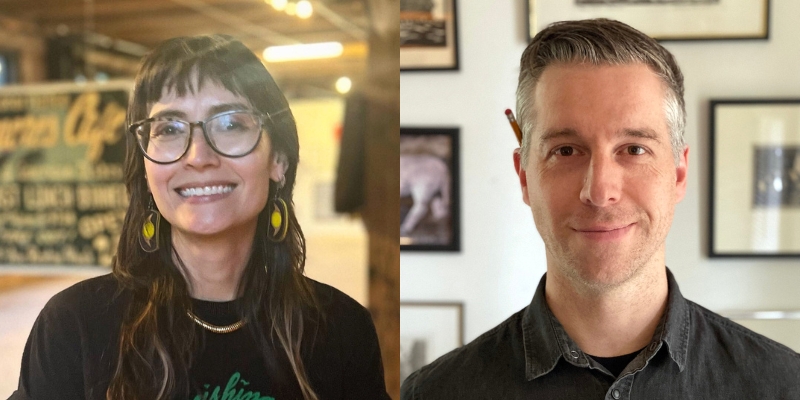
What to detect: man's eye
<box><xmin>627</xmin><ymin>146</ymin><xmax>646</xmax><ymax>155</ymax></box>
<box><xmin>555</xmin><ymin>146</ymin><xmax>575</xmax><ymax>157</ymax></box>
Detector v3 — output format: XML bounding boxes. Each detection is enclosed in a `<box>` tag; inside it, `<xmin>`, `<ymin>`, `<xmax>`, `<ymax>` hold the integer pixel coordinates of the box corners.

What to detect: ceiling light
<box><xmin>296</xmin><ymin>0</ymin><xmax>313</xmax><ymax>19</ymax></box>
<box><xmin>285</xmin><ymin>2</ymin><xmax>297</xmax><ymax>15</ymax></box>
<box><xmin>335</xmin><ymin>77</ymin><xmax>352</xmax><ymax>94</ymax></box>
<box><xmin>270</xmin><ymin>0</ymin><xmax>287</xmax><ymax>11</ymax></box>
<box><xmin>263</xmin><ymin>42</ymin><xmax>344</xmax><ymax>62</ymax></box>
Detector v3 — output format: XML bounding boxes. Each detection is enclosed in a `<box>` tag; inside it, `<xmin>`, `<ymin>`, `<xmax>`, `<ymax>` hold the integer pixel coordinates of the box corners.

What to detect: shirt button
<box><xmin>570</xmin><ymin>350</ymin><xmax>579</xmax><ymax>359</ymax></box>
<box><xmin>612</xmin><ymin>389</ymin><xmax>621</xmax><ymax>399</ymax></box>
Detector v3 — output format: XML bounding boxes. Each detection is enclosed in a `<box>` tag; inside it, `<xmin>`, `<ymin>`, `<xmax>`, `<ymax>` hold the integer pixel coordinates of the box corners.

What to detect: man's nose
<box><xmin>579</xmin><ymin>155</ymin><xmax>622</xmax><ymax>207</ymax></box>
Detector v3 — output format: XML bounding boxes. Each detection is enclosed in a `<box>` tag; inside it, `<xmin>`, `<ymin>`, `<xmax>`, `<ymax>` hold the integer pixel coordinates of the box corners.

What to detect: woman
<box><xmin>12</xmin><ymin>35</ymin><xmax>388</xmax><ymax>400</ymax></box>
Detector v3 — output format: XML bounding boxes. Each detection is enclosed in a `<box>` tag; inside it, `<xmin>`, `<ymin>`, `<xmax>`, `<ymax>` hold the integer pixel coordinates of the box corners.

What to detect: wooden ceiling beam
<box><xmin>82</xmin><ymin>13</ymin><xmax>337</xmax><ymax>41</ymax></box>
<box><xmin>0</xmin><ymin>0</ymin><xmax>371</xmax><ymax>87</ymax></box>
<box><xmin>26</xmin><ymin>1</ymin><xmax>367</xmax><ymax>31</ymax></box>
<box><xmin>39</xmin><ymin>7</ymin><xmax>277</xmax><ymax>29</ymax></box>
<box><xmin>0</xmin><ymin>0</ymin><xmax>266</xmax><ymax>15</ymax></box>
<box><xmin>13</xmin><ymin>2</ymin><xmax>189</xmax><ymax>21</ymax></box>
<box><xmin>92</xmin><ymin>21</ymin><xmax>351</xmax><ymax>48</ymax></box>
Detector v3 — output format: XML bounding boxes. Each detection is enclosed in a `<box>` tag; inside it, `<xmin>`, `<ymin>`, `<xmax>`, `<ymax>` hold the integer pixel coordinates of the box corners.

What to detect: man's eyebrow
<box><xmin>538</xmin><ymin>128</ymin><xmax>579</xmax><ymax>145</ymax></box>
<box><xmin>621</xmin><ymin>128</ymin><xmax>662</xmax><ymax>143</ymax></box>
<box><xmin>537</xmin><ymin>127</ymin><xmax>663</xmax><ymax>146</ymax></box>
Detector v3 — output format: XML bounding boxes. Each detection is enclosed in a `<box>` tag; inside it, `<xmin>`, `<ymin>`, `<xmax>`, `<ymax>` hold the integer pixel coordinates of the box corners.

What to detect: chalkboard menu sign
<box><xmin>0</xmin><ymin>81</ymin><xmax>131</xmax><ymax>267</ymax></box>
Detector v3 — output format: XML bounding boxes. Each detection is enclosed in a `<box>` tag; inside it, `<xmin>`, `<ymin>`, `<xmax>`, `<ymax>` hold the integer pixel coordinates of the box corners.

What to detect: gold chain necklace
<box><xmin>186</xmin><ymin>310</ymin><xmax>246</xmax><ymax>334</ymax></box>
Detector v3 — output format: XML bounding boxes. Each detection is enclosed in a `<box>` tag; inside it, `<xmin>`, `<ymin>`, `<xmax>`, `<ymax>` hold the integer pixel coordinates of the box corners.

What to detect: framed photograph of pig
<box><xmin>400</xmin><ymin>127</ymin><xmax>460</xmax><ymax>251</ymax></box>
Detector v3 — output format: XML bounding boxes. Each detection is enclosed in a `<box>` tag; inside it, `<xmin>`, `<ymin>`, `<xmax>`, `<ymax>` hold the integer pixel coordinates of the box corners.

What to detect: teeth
<box><xmin>179</xmin><ymin>185</ymin><xmax>234</xmax><ymax>197</ymax></box>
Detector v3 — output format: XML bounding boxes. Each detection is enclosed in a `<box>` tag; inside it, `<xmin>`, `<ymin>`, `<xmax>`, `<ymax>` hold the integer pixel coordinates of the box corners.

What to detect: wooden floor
<box><xmin>0</xmin><ymin>274</ymin><xmax>92</xmax><ymax>396</ymax></box>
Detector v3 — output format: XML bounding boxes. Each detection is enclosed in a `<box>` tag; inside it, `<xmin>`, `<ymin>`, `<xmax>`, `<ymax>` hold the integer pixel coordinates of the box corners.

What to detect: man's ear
<box><xmin>270</xmin><ymin>152</ymin><xmax>289</xmax><ymax>183</ymax></box>
<box><xmin>675</xmin><ymin>145</ymin><xmax>689</xmax><ymax>203</ymax></box>
<box><xmin>513</xmin><ymin>148</ymin><xmax>531</xmax><ymax>206</ymax></box>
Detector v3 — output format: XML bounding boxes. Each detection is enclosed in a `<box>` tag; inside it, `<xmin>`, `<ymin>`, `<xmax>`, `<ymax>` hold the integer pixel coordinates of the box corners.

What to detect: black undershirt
<box><xmin>191</xmin><ymin>297</ymin><xmax>241</xmax><ymax>327</ymax></box>
<box><xmin>589</xmin><ymin>348</ymin><xmax>644</xmax><ymax>378</ymax></box>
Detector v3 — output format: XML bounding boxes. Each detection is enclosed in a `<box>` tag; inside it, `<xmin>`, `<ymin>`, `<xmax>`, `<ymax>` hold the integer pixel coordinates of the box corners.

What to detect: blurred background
<box><xmin>0</xmin><ymin>0</ymin><xmax>399</xmax><ymax>397</ymax></box>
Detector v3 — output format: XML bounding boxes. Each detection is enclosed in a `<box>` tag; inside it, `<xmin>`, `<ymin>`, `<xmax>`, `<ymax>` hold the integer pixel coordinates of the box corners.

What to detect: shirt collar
<box><xmin>521</xmin><ymin>268</ymin><xmax>690</xmax><ymax>381</ymax></box>
<box><xmin>657</xmin><ymin>268</ymin><xmax>690</xmax><ymax>372</ymax></box>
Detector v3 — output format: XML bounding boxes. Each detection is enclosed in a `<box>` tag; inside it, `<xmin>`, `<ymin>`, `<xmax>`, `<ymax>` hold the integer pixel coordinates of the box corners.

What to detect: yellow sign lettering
<box><xmin>63</xmin><ymin>92</ymin><xmax>126</xmax><ymax>162</ymax></box>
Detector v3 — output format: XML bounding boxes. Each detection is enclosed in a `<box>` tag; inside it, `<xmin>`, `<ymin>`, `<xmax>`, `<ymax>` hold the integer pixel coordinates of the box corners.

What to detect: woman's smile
<box><xmin>177</xmin><ymin>184</ymin><xmax>235</xmax><ymax>197</ymax></box>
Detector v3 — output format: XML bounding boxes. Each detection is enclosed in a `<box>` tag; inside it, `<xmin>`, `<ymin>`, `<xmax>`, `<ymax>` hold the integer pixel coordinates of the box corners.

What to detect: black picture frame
<box><xmin>709</xmin><ymin>99</ymin><xmax>800</xmax><ymax>258</ymax></box>
<box><xmin>400</xmin><ymin>301</ymin><xmax>465</xmax><ymax>385</ymax></box>
<box><xmin>528</xmin><ymin>0</ymin><xmax>770</xmax><ymax>42</ymax></box>
<box><xmin>400</xmin><ymin>127</ymin><xmax>460</xmax><ymax>251</ymax></box>
<box><xmin>400</xmin><ymin>0</ymin><xmax>460</xmax><ymax>71</ymax></box>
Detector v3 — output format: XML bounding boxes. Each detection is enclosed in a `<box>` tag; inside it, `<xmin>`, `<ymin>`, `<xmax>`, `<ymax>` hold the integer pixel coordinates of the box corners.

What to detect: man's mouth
<box><xmin>572</xmin><ymin>223</ymin><xmax>636</xmax><ymax>240</ymax></box>
<box><xmin>177</xmin><ymin>184</ymin><xmax>235</xmax><ymax>198</ymax></box>
<box><xmin>576</xmin><ymin>224</ymin><xmax>631</xmax><ymax>233</ymax></box>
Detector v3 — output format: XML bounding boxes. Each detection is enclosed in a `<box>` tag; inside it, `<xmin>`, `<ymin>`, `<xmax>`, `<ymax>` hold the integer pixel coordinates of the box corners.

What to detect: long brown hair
<box><xmin>108</xmin><ymin>35</ymin><xmax>320</xmax><ymax>399</ymax></box>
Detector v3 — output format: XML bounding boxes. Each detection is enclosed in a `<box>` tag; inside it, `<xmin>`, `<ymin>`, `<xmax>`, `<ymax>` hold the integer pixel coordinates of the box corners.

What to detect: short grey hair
<box><xmin>516</xmin><ymin>19</ymin><xmax>686</xmax><ymax>167</ymax></box>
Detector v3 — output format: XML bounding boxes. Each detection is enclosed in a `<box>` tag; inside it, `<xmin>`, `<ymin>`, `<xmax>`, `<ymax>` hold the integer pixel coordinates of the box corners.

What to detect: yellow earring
<box><xmin>269</xmin><ymin>197</ymin><xmax>289</xmax><ymax>242</ymax></box>
<box><xmin>139</xmin><ymin>197</ymin><xmax>161</xmax><ymax>252</ymax></box>
<box><xmin>269</xmin><ymin>177</ymin><xmax>289</xmax><ymax>242</ymax></box>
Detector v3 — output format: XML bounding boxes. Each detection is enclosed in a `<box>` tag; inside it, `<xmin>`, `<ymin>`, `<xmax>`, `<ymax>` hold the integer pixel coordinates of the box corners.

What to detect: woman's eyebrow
<box><xmin>149</xmin><ymin>109</ymin><xmax>187</xmax><ymax>119</ymax></box>
<box><xmin>148</xmin><ymin>102</ymin><xmax>251</xmax><ymax>120</ymax></box>
<box><xmin>208</xmin><ymin>102</ymin><xmax>251</xmax><ymax>116</ymax></box>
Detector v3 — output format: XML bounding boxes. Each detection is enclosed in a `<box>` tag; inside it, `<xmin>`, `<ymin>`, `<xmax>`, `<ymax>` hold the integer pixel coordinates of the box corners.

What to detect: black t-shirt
<box><xmin>11</xmin><ymin>274</ymin><xmax>389</xmax><ymax>400</ymax></box>
<box><xmin>588</xmin><ymin>348</ymin><xmax>644</xmax><ymax>378</ymax></box>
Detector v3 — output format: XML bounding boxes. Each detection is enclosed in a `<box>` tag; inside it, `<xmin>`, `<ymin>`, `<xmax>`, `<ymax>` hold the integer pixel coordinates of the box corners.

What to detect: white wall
<box><xmin>290</xmin><ymin>98</ymin><xmax>368</xmax><ymax>306</ymax></box>
<box><xmin>400</xmin><ymin>0</ymin><xmax>800</xmax><ymax>349</ymax></box>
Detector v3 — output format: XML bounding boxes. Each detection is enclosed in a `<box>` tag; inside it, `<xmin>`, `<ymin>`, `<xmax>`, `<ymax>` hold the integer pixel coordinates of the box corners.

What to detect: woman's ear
<box><xmin>269</xmin><ymin>152</ymin><xmax>288</xmax><ymax>183</ymax></box>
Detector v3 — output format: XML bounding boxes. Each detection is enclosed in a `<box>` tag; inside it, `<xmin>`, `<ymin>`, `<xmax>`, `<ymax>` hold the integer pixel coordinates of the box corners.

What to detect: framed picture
<box><xmin>400</xmin><ymin>302</ymin><xmax>464</xmax><ymax>385</ymax></box>
<box><xmin>400</xmin><ymin>127</ymin><xmax>460</xmax><ymax>251</ymax></box>
<box><xmin>529</xmin><ymin>0</ymin><xmax>769</xmax><ymax>41</ymax></box>
<box><xmin>722</xmin><ymin>310</ymin><xmax>800</xmax><ymax>352</ymax></box>
<box><xmin>400</xmin><ymin>0</ymin><xmax>459</xmax><ymax>71</ymax></box>
<box><xmin>710</xmin><ymin>99</ymin><xmax>800</xmax><ymax>257</ymax></box>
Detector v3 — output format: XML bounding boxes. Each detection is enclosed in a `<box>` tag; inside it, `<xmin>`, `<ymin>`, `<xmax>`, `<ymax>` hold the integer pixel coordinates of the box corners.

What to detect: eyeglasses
<box><xmin>128</xmin><ymin>110</ymin><xmax>268</xmax><ymax>164</ymax></box>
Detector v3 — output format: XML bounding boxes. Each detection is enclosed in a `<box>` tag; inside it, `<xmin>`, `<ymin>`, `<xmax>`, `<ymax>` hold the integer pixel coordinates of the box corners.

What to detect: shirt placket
<box><xmin>608</xmin><ymin>339</ymin><xmax>664</xmax><ymax>400</ymax></box>
<box><xmin>606</xmin><ymin>375</ymin><xmax>632</xmax><ymax>400</ymax></box>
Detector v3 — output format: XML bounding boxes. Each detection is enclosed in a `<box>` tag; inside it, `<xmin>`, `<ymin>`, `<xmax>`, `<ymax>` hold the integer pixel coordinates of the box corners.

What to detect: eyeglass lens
<box><xmin>135</xmin><ymin>111</ymin><xmax>262</xmax><ymax>163</ymax></box>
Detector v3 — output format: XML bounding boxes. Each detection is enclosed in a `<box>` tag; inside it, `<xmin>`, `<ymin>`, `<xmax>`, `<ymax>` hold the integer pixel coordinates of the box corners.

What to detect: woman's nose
<box><xmin>183</xmin><ymin>124</ymin><xmax>220</xmax><ymax>168</ymax></box>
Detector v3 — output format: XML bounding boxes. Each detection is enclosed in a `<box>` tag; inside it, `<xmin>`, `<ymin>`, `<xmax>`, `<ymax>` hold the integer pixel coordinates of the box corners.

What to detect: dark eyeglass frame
<box><xmin>128</xmin><ymin>110</ymin><xmax>271</xmax><ymax>165</ymax></box>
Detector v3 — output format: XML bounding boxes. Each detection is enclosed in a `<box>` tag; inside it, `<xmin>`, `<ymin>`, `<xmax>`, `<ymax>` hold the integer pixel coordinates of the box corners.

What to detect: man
<box><xmin>401</xmin><ymin>19</ymin><xmax>800</xmax><ymax>399</ymax></box>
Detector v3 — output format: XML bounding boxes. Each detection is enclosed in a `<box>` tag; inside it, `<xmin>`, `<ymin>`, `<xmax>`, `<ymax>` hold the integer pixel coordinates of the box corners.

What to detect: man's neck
<box><xmin>544</xmin><ymin>265</ymin><xmax>669</xmax><ymax>357</ymax></box>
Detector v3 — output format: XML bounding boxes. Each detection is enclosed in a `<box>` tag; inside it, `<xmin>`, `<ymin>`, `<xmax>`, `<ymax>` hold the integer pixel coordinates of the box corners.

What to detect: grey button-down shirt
<box><xmin>401</xmin><ymin>269</ymin><xmax>800</xmax><ymax>399</ymax></box>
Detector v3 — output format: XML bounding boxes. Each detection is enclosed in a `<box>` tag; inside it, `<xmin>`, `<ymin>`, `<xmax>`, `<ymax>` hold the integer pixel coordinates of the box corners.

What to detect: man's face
<box><xmin>515</xmin><ymin>63</ymin><xmax>689</xmax><ymax>291</ymax></box>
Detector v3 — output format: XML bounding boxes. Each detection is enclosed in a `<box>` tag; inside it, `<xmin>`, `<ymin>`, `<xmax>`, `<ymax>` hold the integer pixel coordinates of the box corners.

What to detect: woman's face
<box><xmin>143</xmin><ymin>79</ymin><xmax>285</xmax><ymax>240</ymax></box>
